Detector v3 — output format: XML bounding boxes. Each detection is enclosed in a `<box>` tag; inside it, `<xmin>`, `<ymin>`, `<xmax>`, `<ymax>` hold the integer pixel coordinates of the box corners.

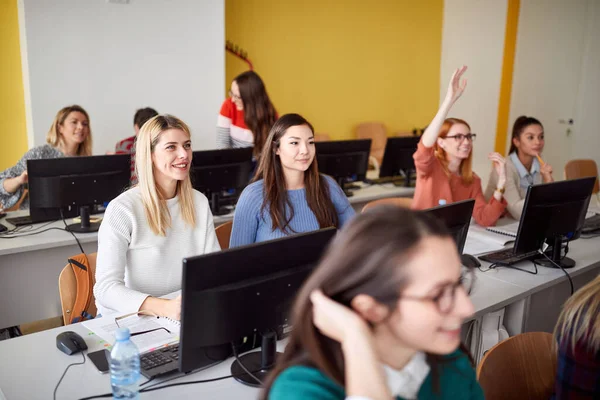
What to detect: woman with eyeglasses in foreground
<box><xmin>412</xmin><ymin>66</ymin><xmax>507</xmax><ymax>227</ymax></box>
<box><xmin>262</xmin><ymin>206</ymin><xmax>482</xmax><ymax>400</ymax></box>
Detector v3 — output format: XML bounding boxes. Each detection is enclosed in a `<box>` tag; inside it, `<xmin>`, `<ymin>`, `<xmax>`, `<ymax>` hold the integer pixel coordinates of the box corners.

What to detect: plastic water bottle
<box><xmin>110</xmin><ymin>328</ymin><xmax>140</xmax><ymax>399</ymax></box>
<box><xmin>438</xmin><ymin>199</ymin><xmax>447</xmax><ymax>206</ymax></box>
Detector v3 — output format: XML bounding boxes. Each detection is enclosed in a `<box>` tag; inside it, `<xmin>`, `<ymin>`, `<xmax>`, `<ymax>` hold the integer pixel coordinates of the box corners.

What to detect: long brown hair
<box><xmin>508</xmin><ymin>115</ymin><xmax>543</xmax><ymax>155</ymax></box>
<box><xmin>235</xmin><ymin>71</ymin><xmax>277</xmax><ymax>158</ymax></box>
<box><xmin>253</xmin><ymin>113</ymin><xmax>339</xmax><ymax>234</ymax></box>
<box><xmin>435</xmin><ymin>118</ymin><xmax>474</xmax><ymax>184</ymax></box>
<box><xmin>261</xmin><ymin>206</ymin><xmax>470</xmax><ymax>398</ymax></box>
<box><xmin>46</xmin><ymin>105</ymin><xmax>93</xmax><ymax>156</ymax></box>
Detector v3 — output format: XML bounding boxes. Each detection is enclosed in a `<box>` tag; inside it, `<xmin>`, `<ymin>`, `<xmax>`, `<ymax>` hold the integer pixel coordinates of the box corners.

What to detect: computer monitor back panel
<box><xmin>514</xmin><ymin>177</ymin><xmax>596</xmax><ymax>254</ymax></box>
<box><xmin>315</xmin><ymin>140</ymin><xmax>371</xmax><ymax>183</ymax></box>
<box><xmin>190</xmin><ymin>148</ymin><xmax>253</xmax><ymax>193</ymax></box>
<box><xmin>422</xmin><ymin>199</ymin><xmax>474</xmax><ymax>254</ymax></box>
<box><xmin>379</xmin><ymin>136</ymin><xmax>420</xmax><ymax>178</ymax></box>
<box><xmin>27</xmin><ymin>155</ymin><xmax>130</xmax><ymax>222</ymax></box>
<box><xmin>179</xmin><ymin>228</ymin><xmax>337</xmax><ymax>373</ymax></box>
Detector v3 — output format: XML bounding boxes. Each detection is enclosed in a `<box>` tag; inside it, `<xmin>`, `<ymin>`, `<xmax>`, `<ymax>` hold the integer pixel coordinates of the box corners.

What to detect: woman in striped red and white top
<box><xmin>216</xmin><ymin>70</ymin><xmax>277</xmax><ymax>159</ymax></box>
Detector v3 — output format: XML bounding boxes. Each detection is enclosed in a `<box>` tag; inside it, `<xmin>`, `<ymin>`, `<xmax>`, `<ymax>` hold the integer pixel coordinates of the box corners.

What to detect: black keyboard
<box><xmin>583</xmin><ymin>214</ymin><xmax>600</xmax><ymax>234</ymax></box>
<box><xmin>479</xmin><ymin>248</ymin><xmax>539</xmax><ymax>265</ymax></box>
<box><xmin>5</xmin><ymin>215</ymin><xmax>33</xmax><ymax>226</ymax></box>
<box><xmin>140</xmin><ymin>343</ymin><xmax>179</xmax><ymax>379</ymax></box>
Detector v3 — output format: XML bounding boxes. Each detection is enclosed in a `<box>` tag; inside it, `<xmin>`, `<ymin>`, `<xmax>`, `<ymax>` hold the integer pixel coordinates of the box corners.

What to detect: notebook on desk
<box><xmin>463</xmin><ymin>222</ymin><xmax>519</xmax><ymax>255</ymax></box>
<box><xmin>83</xmin><ymin>313</ymin><xmax>180</xmax><ymax>354</ymax></box>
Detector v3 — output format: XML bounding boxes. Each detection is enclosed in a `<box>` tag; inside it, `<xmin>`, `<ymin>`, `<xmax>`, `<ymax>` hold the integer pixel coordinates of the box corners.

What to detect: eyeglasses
<box><xmin>399</xmin><ymin>268</ymin><xmax>475</xmax><ymax>314</ymax></box>
<box><xmin>444</xmin><ymin>133</ymin><xmax>477</xmax><ymax>142</ymax></box>
<box><xmin>228</xmin><ymin>90</ymin><xmax>241</xmax><ymax>101</ymax></box>
<box><xmin>114</xmin><ymin>311</ymin><xmax>171</xmax><ymax>337</ymax></box>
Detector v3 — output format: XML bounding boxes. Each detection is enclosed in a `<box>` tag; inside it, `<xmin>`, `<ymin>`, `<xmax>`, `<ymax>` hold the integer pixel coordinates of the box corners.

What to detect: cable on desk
<box><xmin>537</xmin><ymin>250</ymin><xmax>574</xmax><ymax>295</ymax></box>
<box><xmin>231</xmin><ymin>342</ymin><xmax>262</xmax><ymax>385</ymax></box>
<box><xmin>0</xmin><ymin>226</ymin><xmax>71</xmax><ymax>239</ymax></box>
<box><xmin>54</xmin><ymin>350</ymin><xmax>86</xmax><ymax>400</ymax></box>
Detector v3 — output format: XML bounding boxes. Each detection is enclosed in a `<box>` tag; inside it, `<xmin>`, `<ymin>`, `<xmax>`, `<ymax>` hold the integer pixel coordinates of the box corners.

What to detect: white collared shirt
<box><xmin>509</xmin><ymin>152</ymin><xmax>541</xmax><ymax>189</ymax></box>
<box><xmin>346</xmin><ymin>352</ymin><xmax>430</xmax><ymax>400</ymax></box>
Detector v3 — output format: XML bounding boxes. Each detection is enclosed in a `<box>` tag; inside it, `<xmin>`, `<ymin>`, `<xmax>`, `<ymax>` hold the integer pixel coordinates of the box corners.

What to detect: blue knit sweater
<box><xmin>229</xmin><ymin>175</ymin><xmax>355</xmax><ymax>247</ymax></box>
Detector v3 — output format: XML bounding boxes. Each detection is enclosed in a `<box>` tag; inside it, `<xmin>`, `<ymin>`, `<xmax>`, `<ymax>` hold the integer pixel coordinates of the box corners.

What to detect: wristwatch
<box><xmin>495</xmin><ymin>186</ymin><xmax>505</xmax><ymax>194</ymax></box>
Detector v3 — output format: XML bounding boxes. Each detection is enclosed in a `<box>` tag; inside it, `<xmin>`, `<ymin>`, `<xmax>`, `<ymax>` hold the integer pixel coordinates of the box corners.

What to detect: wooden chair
<box><xmin>564</xmin><ymin>159</ymin><xmax>599</xmax><ymax>194</ymax></box>
<box><xmin>59</xmin><ymin>252</ymin><xmax>97</xmax><ymax>325</ymax></box>
<box><xmin>3</xmin><ymin>189</ymin><xmax>28</xmax><ymax>211</ymax></box>
<box><xmin>356</xmin><ymin>122</ymin><xmax>388</xmax><ymax>167</ymax></box>
<box><xmin>477</xmin><ymin>332</ymin><xmax>557</xmax><ymax>400</ymax></box>
<box><xmin>362</xmin><ymin>197</ymin><xmax>413</xmax><ymax>212</ymax></box>
<box><xmin>215</xmin><ymin>221</ymin><xmax>233</xmax><ymax>250</ymax></box>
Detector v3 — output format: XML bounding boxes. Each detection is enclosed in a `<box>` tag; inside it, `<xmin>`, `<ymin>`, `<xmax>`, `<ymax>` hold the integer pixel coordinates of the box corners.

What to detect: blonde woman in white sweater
<box><xmin>94</xmin><ymin>115</ymin><xmax>220</xmax><ymax>319</ymax></box>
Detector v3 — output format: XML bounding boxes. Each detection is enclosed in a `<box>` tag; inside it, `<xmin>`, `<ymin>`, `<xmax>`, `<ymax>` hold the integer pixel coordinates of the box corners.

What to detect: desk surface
<box><xmin>4</xmin><ymin>234</ymin><xmax>600</xmax><ymax>400</ymax></box>
<box><xmin>0</xmin><ymin>184</ymin><xmax>413</xmax><ymax>257</ymax></box>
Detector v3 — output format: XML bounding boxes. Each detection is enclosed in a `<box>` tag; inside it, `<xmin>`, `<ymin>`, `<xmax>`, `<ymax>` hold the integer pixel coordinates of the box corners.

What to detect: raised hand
<box><xmin>488</xmin><ymin>152</ymin><xmax>507</xmax><ymax>188</ymax></box>
<box><xmin>445</xmin><ymin>66</ymin><xmax>468</xmax><ymax>105</ymax></box>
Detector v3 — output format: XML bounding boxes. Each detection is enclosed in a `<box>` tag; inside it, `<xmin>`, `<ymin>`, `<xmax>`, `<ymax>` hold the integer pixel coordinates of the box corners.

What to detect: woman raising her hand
<box><xmin>412</xmin><ymin>66</ymin><xmax>507</xmax><ymax>227</ymax></box>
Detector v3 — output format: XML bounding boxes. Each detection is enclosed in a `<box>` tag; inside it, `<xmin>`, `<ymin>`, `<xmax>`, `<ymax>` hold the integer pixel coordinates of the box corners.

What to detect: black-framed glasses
<box><xmin>114</xmin><ymin>312</ymin><xmax>171</xmax><ymax>337</ymax></box>
<box><xmin>399</xmin><ymin>267</ymin><xmax>475</xmax><ymax>314</ymax></box>
<box><xmin>445</xmin><ymin>133</ymin><xmax>477</xmax><ymax>142</ymax></box>
<box><xmin>228</xmin><ymin>90</ymin><xmax>241</xmax><ymax>101</ymax></box>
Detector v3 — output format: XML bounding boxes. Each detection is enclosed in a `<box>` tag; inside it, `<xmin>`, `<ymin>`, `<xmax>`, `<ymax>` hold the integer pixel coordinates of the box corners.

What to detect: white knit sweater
<box><xmin>94</xmin><ymin>187</ymin><xmax>220</xmax><ymax>316</ymax></box>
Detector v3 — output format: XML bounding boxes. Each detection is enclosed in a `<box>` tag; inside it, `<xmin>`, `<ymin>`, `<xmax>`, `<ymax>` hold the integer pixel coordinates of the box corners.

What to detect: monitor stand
<box><xmin>210</xmin><ymin>192</ymin><xmax>231</xmax><ymax>216</ymax></box>
<box><xmin>66</xmin><ymin>206</ymin><xmax>101</xmax><ymax>233</ymax></box>
<box><xmin>535</xmin><ymin>235</ymin><xmax>576</xmax><ymax>269</ymax></box>
<box><xmin>231</xmin><ymin>330</ymin><xmax>281</xmax><ymax>387</ymax></box>
<box><xmin>336</xmin><ymin>177</ymin><xmax>353</xmax><ymax>197</ymax></box>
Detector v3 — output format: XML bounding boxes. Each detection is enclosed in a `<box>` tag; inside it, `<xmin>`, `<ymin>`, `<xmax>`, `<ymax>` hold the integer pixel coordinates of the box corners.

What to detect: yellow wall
<box><xmin>225</xmin><ymin>0</ymin><xmax>443</xmax><ymax>140</ymax></box>
<box><xmin>0</xmin><ymin>0</ymin><xmax>28</xmax><ymax>170</ymax></box>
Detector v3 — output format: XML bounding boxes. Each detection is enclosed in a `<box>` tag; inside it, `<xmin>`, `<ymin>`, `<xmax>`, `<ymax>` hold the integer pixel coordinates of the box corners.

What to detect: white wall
<box><xmin>440</xmin><ymin>0</ymin><xmax>508</xmax><ymax>186</ymax></box>
<box><xmin>19</xmin><ymin>0</ymin><xmax>224</xmax><ymax>154</ymax></box>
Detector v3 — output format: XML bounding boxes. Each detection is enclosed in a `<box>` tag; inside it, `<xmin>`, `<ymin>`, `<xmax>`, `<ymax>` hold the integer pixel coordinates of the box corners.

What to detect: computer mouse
<box><xmin>56</xmin><ymin>331</ymin><xmax>88</xmax><ymax>355</ymax></box>
<box><xmin>461</xmin><ymin>253</ymin><xmax>481</xmax><ymax>269</ymax></box>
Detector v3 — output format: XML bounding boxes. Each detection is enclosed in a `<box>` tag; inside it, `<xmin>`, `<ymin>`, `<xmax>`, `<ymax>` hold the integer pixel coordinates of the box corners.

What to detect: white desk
<box><xmin>0</xmin><ymin>184</ymin><xmax>413</xmax><ymax>328</ymax></box>
<box><xmin>0</xmin><ymin>265</ymin><xmax>523</xmax><ymax>400</ymax></box>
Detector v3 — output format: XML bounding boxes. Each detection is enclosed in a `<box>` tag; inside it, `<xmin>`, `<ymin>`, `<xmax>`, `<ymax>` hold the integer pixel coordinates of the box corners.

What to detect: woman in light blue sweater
<box><xmin>230</xmin><ymin>113</ymin><xmax>355</xmax><ymax>247</ymax></box>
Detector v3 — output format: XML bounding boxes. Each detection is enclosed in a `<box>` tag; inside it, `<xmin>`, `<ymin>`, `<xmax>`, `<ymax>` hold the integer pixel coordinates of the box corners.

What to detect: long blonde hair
<box><xmin>46</xmin><ymin>105</ymin><xmax>93</xmax><ymax>156</ymax></box>
<box><xmin>135</xmin><ymin>114</ymin><xmax>196</xmax><ymax>236</ymax></box>
<box><xmin>554</xmin><ymin>275</ymin><xmax>600</xmax><ymax>353</ymax></box>
<box><xmin>434</xmin><ymin>118</ymin><xmax>474</xmax><ymax>185</ymax></box>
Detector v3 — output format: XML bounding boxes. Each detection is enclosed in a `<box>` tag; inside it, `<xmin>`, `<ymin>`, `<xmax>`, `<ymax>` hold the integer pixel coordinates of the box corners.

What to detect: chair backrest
<box><xmin>564</xmin><ymin>159</ymin><xmax>599</xmax><ymax>194</ymax></box>
<box><xmin>215</xmin><ymin>221</ymin><xmax>233</xmax><ymax>250</ymax></box>
<box><xmin>59</xmin><ymin>252</ymin><xmax>97</xmax><ymax>324</ymax></box>
<box><xmin>3</xmin><ymin>189</ymin><xmax>29</xmax><ymax>212</ymax></box>
<box><xmin>362</xmin><ymin>197</ymin><xmax>413</xmax><ymax>212</ymax></box>
<box><xmin>356</xmin><ymin>122</ymin><xmax>388</xmax><ymax>166</ymax></box>
<box><xmin>477</xmin><ymin>332</ymin><xmax>557</xmax><ymax>400</ymax></box>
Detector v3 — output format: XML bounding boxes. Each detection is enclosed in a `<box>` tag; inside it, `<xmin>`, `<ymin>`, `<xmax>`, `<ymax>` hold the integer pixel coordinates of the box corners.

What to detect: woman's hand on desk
<box><xmin>139</xmin><ymin>295</ymin><xmax>182</xmax><ymax>320</ymax></box>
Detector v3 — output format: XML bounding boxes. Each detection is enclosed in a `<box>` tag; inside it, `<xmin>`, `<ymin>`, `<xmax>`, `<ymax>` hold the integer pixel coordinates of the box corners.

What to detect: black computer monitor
<box><xmin>315</xmin><ymin>139</ymin><xmax>371</xmax><ymax>197</ymax></box>
<box><xmin>422</xmin><ymin>199</ymin><xmax>474</xmax><ymax>255</ymax></box>
<box><xmin>26</xmin><ymin>154</ymin><xmax>131</xmax><ymax>232</ymax></box>
<box><xmin>510</xmin><ymin>176</ymin><xmax>596</xmax><ymax>268</ymax></box>
<box><xmin>179</xmin><ymin>227</ymin><xmax>337</xmax><ymax>386</ymax></box>
<box><xmin>190</xmin><ymin>148</ymin><xmax>253</xmax><ymax>215</ymax></box>
<box><xmin>379</xmin><ymin>136</ymin><xmax>420</xmax><ymax>187</ymax></box>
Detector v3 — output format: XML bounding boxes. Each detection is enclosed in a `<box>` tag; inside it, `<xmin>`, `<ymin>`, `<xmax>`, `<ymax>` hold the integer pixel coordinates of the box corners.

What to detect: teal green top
<box><xmin>268</xmin><ymin>351</ymin><xmax>484</xmax><ymax>400</ymax></box>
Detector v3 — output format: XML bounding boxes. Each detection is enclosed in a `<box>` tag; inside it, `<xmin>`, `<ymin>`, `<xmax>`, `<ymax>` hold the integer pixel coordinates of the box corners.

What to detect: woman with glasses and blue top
<box><xmin>412</xmin><ymin>66</ymin><xmax>507</xmax><ymax>227</ymax></box>
<box><xmin>261</xmin><ymin>206</ymin><xmax>483</xmax><ymax>400</ymax></box>
<box><xmin>485</xmin><ymin>116</ymin><xmax>553</xmax><ymax>220</ymax></box>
